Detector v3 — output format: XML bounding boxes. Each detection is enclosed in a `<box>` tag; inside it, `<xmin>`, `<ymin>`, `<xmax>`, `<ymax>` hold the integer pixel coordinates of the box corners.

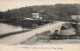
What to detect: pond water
<box><xmin>0</xmin><ymin>23</ymin><xmax>26</xmax><ymax>35</ymax></box>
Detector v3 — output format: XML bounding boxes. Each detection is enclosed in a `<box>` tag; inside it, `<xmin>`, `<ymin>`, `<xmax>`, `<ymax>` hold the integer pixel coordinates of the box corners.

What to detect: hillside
<box><xmin>0</xmin><ymin>4</ymin><xmax>80</xmax><ymax>21</ymax></box>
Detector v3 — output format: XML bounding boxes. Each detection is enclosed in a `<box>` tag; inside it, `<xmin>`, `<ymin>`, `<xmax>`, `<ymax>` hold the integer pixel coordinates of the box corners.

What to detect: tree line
<box><xmin>0</xmin><ymin>4</ymin><xmax>80</xmax><ymax>21</ymax></box>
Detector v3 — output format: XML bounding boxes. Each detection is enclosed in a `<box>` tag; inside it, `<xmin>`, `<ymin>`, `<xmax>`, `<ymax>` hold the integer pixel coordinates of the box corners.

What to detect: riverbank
<box><xmin>0</xmin><ymin>29</ymin><xmax>31</xmax><ymax>38</ymax></box>
<box><xmin>0</xmin><ymin>19</ymin><xmax>52</xmax><ymax>29</ymax></box>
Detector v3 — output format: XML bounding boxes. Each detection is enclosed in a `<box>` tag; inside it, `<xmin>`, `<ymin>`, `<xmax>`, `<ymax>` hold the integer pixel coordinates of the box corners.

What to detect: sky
<box><xmin>0</xmin><ymin>0</ymin><xmax>80</xmax><ymax>12</ymax></box>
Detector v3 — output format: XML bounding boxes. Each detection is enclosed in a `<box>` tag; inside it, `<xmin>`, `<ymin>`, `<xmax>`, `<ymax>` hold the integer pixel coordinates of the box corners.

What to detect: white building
<box><xmin>32</xmin><ymin>13</ymin><xmax>43</xmax><ymax>20</ymax></box>
<box><xmin>32</xmin><ymin>13</ymin><xmax>39</xmax><ymax>20</ymax></box>
<box><xmin>71</xmin><ymin>15</ymin><xmax>80</xmax><ymax>20</ymax></box>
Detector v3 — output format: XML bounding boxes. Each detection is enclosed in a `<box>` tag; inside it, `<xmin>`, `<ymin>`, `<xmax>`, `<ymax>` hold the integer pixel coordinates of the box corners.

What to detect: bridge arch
<box><xmin>50</xmin><ymin>25</ymin><xmax>62</xmax><ymax>35</ymax></box>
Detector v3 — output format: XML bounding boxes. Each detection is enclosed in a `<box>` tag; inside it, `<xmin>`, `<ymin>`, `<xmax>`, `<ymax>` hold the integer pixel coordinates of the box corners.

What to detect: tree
<box><xmin>0</xmin><ymin>12</ymin><xmax>4</xmax><ymax>19</ymax></box>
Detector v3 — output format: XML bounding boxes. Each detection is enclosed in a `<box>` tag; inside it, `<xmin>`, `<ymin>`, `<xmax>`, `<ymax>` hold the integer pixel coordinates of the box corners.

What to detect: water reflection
<box><xmin>0</xmin><ymin>23</ymin><xmax>26</xmax><ymax>35</ymax></box>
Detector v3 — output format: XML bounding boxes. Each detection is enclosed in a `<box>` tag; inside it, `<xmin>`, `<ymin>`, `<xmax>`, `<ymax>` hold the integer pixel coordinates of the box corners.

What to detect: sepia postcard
<box><xmin>0</xmin><ymin>0</ymin><xmax>80</xmax><ymax>51</ymax></box>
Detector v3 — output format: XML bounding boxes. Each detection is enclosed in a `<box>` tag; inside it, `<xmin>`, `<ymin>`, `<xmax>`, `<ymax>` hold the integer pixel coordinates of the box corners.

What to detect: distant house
<box><xmin>71</xmin><ymin>15</ymin><xmax>80</xmax><ymax>20</ymax></box>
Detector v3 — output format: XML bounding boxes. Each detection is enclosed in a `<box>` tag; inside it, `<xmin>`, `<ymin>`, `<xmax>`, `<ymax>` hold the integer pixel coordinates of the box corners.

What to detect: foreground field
<box><xmin>20</xmin><ymin>36</ymin><xmax>80</xmax><ymax>45</ymax></box>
